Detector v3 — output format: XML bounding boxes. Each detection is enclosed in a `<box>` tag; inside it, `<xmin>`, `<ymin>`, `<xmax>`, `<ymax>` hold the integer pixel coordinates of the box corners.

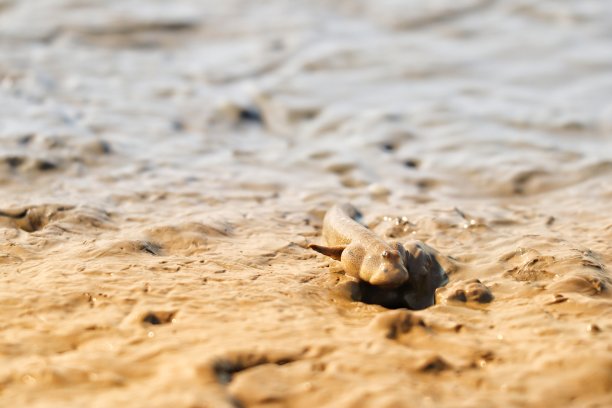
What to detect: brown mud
<box><xmin>1</xmin><ymin>1</ymin><xmax>611</xmax><ymax>407</ymax></box>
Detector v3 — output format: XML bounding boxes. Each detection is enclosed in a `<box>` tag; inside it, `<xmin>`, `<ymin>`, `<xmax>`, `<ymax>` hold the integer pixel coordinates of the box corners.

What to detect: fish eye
<box><xmin>382</xmin><ymin>250</ymin><xmax>389</xmax><ymax>258</ymax></box>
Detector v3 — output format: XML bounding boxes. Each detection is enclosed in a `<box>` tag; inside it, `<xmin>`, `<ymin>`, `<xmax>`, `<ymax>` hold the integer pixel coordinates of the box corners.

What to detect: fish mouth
<box><xmin>368</xmin><ymin>269</ymin><xmax>409</xmax><ymax>288</ymax></box>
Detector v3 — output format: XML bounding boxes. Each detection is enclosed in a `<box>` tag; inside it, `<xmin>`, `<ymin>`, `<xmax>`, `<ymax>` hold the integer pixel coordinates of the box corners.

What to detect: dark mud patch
<box><xmin>96</xmin><ymin>239</ymin><xmax>162</xmax><ymax>257</ymax></box>
<box><xmin>0</xmin><ymin>204</ymin><xmax>74</xmax><ymax>232</ymax></box>
<box><xmin>350</xmin><ymin>281</ymin><xmax>420</xmax><ymax>309</ymax></box>
<box><xmin>213</xmin><ymin>353</ymin><xmax>297</xmax><ymax>385</ymax></box>
<box><xmin>2</xmin><ymin>155</ymin><xmax>59</xmax><ymax>174</ymax></box>
<box><xmin>368</xmin><ymin>309</ymin><xmax>429</xmax><ymax>339</ymax></box>
<box><xmin>1</xmin><ymin>133</ymin><xmax>115</xmax><ymax>180</ymax></box>
<box><xmin>418</xmin><ymin>355</ymin><xmax>452</xmax><ymax>373</ymax></box>
<box><xmin>142</xmin><ymin>310</ymin><xmax>177</xmax><ymax>325</ymax></box>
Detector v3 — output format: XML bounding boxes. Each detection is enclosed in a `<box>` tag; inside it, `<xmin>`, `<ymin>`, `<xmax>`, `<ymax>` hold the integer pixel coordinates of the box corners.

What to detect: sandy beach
<box><xmin>1</xmin><ymin>0</ymin><xmax>611</xmax><ymax>407</ymax></box>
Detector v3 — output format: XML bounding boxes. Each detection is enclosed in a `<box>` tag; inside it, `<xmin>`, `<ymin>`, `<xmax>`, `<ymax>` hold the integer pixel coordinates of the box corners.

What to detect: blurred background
<box><xmin>2</xmin><ymin>0</ymin><xmax>611</xmax><ymax>203</ymax></box>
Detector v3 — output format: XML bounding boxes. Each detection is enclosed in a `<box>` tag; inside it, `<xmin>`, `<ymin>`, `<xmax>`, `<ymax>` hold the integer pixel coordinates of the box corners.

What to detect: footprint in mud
<box><xmin>368</xmin><ymin>309</ymin><xmax>428</xmax><ymax>339</ymax></box>
<box><xmin>435</xmin><ymin>279</ymin><xmax>493</xmax><ymax>304</ymax></box>
<box><xmin>203</xmin><ymin>348</ymin><xmax>319</xmax><ymax>407</ymax></box>
<box><xmin>367</xmin><ymin>310</ymin><xmax>453</xmax><ymax>373</ymax></box>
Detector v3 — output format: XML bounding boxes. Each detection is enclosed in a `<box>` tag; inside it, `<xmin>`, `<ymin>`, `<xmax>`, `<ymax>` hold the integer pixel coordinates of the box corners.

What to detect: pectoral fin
<box><xmin>309</xmin><ymin>244</ymin><xmax>347</xmax><ymax>261</ymax></box>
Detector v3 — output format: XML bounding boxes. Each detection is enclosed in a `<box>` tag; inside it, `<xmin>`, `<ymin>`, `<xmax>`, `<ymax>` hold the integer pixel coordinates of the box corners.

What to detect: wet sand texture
<box><xmin>1</xmin><ymin>0</ymin><xmax>612</xmax><ymax>407</ymax></box>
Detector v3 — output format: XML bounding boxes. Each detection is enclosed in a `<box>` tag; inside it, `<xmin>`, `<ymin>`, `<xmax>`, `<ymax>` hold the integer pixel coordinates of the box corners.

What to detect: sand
<box><xmin>1</xmin><ymin>0</ymin><xmax>611</xmax><ymax>407</ymax></box>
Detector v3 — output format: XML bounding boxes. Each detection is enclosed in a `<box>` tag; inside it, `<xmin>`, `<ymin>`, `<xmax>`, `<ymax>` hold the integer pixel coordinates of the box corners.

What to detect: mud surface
<box><xmin>1</xmin><ymin>1</ymin><xmax>612</xmax><ymax>407</ymax></box>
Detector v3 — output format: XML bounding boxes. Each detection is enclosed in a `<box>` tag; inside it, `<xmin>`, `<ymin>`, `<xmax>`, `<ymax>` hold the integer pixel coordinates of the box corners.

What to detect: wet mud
<box><xmin>1</xmin><ymin>0</ymin><xmax>612</xmax><ymax>407</ymax></box>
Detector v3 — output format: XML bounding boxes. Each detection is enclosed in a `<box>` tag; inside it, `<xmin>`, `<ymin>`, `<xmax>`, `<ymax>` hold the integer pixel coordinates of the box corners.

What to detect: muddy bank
<box><xmin>1</xmin><ymin>1</ymin><xmax>611</xmax><ymax>407</ymax></box>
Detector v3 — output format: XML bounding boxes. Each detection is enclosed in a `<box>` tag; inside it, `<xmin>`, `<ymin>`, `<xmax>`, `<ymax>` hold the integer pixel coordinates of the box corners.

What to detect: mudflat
<box><xmin>1</xmin><ymin>1</ymin><xmax>611</xmax><ymax>407</ymax></box>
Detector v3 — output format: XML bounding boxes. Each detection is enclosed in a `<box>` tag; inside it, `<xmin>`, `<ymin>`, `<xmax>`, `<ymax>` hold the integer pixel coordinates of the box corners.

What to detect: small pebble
<box><xmin>403</xmin><ymin>159</ymin><xmax>419</xmax><ymax>168</ymax></box>
<box><xmin>587</xmin><ymin>323</ymin><xmax>601</xmax><ymax>333</ymax></box>
<box><xmin>368</xmin><ymin>183</ymin><xmax>390</xmax><ymax>196</ymax></box>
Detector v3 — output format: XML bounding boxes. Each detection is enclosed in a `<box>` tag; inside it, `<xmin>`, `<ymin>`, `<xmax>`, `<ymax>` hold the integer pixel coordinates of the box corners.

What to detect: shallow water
<box><xmin>1</xmin><ymin>1</ymin><xmax>611</xmax><ymax>407</ymax></box>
